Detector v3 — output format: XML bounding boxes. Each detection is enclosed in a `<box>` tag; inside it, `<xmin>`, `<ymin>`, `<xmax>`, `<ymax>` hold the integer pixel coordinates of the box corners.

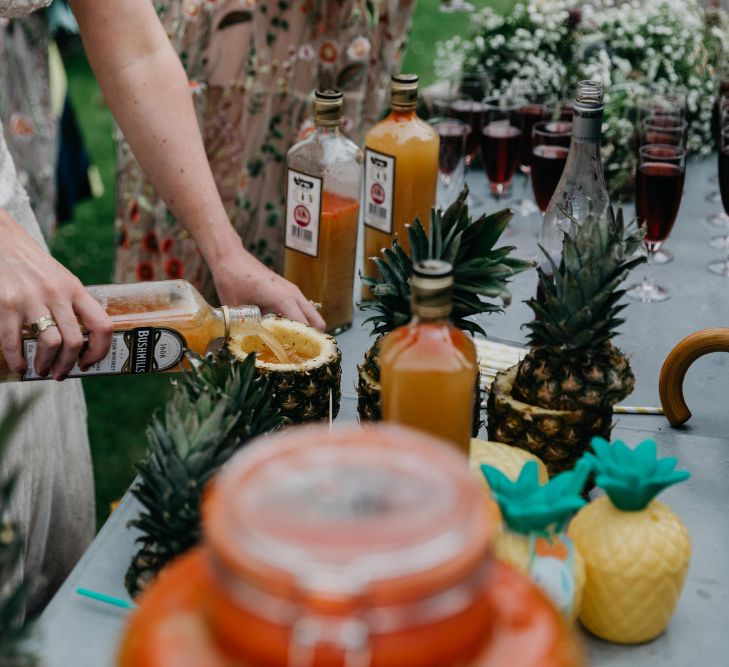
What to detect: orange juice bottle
<box><xmin>2</xmin><ymin>280</ymin><xmax>262</xmax><ymax>382</ymax></box>
<box><xmin>284</xmin><ymin>89</ymin><xmax>363</xmax><ymax>334</ymax></box>
<box><xmin>362</xmin><ymin>74</ymin><xmax>439</xmax><ymax>298</ymax></box>
<box><xmin>379</xmin><ymin>260</ymin><xmax>477</xmax><ymax>453</ymax></box>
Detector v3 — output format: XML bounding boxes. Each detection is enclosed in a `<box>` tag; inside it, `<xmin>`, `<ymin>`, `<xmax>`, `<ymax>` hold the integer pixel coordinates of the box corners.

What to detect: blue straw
<box><xmin>76</xmin><ymin>587</ymin><xmax>137</xmax><ymax>610</ymax></box>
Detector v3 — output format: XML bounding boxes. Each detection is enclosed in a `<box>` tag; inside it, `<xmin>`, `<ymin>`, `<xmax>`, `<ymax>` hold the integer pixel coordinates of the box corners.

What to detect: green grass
<box><xmin>55</xmin><ymin>1</ymin><xmax>510</xmax><ymax>526</ymax></box>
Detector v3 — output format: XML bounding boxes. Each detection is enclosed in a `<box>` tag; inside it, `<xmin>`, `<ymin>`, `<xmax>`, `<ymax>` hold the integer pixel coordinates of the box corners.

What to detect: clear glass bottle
<box><xmin>379</xmin><ymin>260</ymin><xmax>477</xmax><ymax>453</ymax></box>
<box><xmin>539</xmin><ymin>81</ymin><xmax>612</xmax><ymax>267</ymax></box>
<box><xmin>1</xmin><ymin>280</ymin><xmax>260</xmax><ymax>382</ymax></box>
<box><xmin>284</xmin><ymin>89</ymin><xmax>363</xmax><ymax>335</ymax></box>
<box><xmin>362</xmin><ymin>74</ymin><xmax>439</xmax><ymax>298</ymax></box>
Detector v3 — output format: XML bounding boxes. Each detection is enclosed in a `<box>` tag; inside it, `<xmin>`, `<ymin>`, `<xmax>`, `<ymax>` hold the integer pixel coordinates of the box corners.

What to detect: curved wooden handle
<box><xmin>659</xmin><ymin>328</ymin><xmax>729</xmax><ymax>427</ymax></box>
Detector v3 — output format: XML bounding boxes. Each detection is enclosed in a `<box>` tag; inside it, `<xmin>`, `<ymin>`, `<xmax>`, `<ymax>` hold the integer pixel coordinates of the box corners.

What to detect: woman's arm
<box><xmin>70</xmin><ymin>0</ymin><xmax>324</xmax><ymax>329</ymax></box>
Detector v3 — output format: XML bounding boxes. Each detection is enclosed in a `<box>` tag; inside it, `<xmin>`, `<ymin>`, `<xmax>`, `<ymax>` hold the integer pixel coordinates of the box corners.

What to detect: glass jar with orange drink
<box><xmin>379</xmin><ymin>260</ymin><xmax>477</xmax><ymax>453</ymax></box>
<box><xmin>362</xmin><ymin>74</ymin><xmax>439</xmax><ymax>298</ymax></box>
<box><xmin>284</xmin><ymin>89</ymin><xmax>363</xmax><ymax>334</ymax></box>
<box><xmin>118</xmin><ymin>424</ymin><xmax>584</xmax><ymax>667</ymax></box>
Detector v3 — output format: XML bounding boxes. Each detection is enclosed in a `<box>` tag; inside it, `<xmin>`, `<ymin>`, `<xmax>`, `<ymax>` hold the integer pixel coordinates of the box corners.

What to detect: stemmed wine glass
<box><xmin>531</xmin><ymin>121</ymin><xmax>571</xmax><ymax>215</ymax></box>
<box><xmin>707</xmin><ymin>125</ymin><xmax>729</xmax><ymax>276</ymax></box>
<box><xmin>481</xmin><ymin>95</ymin><xmax>524</xmax><ymax>199</ymax></box>
<box><xmin>707</xmin><ymin>93</ymin><xmax>729</xmax><ymax>225</ymax></box>
<box><xmin>626</xmin><ymin>145</ymin><xmax>686</xmax><ymax>303</ymax></box>
<box><xmin>430</xmin><ymin>119</ymin><xmax>470</xmax><ymax>210</ymax></box>
<box><xmin>448</xmin><ymin>70</ymin><xmax>491</xmax><ymax>171</ymax></box>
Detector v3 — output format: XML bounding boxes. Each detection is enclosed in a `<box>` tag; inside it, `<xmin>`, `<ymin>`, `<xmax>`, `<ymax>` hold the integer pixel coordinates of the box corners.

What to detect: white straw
<box><xmin>613</xmin><ymin>406</ymin><xmax>664</xmax><ymax>415</ymax></box>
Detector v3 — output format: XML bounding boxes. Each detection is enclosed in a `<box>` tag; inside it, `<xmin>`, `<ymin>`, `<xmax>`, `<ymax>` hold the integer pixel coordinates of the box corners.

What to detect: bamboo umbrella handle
<box><xmin>659</xmin><ymin>328</ymin><xmax>729</xmax><ymax>427</ymax></box>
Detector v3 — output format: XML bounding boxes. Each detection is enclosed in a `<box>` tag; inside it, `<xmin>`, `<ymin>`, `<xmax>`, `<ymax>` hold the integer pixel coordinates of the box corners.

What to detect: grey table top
<box><xmin>38</xmin><ymin>158</ymin><xmax>729</xmax><ymax>665</ymax></box>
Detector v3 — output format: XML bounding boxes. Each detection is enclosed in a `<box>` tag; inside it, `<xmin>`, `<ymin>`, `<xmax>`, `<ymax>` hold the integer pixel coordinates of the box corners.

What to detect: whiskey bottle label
<box><xmin>22</xmin><ymin>327</ymin><xmax>186</xmax><ymax>380</ymax></box>
<box><xmin>285</xmin><ymin>169</ymin><xmax>322</xmax><ymax>258</ymax></box>
<box><xmin>364</xmin><ymin>148</ymin><xmax>395</xmax><ymax>233</ymax></box>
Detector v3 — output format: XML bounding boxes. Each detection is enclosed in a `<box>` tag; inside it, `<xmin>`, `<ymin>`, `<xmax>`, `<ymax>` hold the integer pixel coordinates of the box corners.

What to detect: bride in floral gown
<box><xmin>0</xmin><ymin>0</ymin><xmax>322</xmax><ymax>616</ymax></box>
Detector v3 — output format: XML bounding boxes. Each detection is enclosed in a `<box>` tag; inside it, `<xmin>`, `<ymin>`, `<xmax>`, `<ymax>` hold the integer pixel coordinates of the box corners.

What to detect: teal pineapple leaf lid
<box><xmin>480</xmin><ymin>461</ymin><xmax>590</xmax><ymax>535</ymax></box>
<box><xmin>585</xmin><ymin>437</ymin><xmax>691</xmax><ymax>511</ymax></box>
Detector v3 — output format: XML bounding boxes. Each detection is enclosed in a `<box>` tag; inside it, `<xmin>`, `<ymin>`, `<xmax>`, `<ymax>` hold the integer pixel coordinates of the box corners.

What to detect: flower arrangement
<box><xmin>437</xmin><ymin>0</ymin><xmax>729</xmax><ymax>196</ymax></box>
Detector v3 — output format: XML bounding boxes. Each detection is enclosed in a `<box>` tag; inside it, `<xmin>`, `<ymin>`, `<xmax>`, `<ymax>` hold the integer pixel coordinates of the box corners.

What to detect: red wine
<box><xmin>436</xmin><ymin>123</ymin><xmax>468</xmax><ymax>177</ymax></box>
<box><xmin>481</xmin><ymin>124</ymin><xmax>521</xmax><ymax>189</ymax></box>
<box><xmin>449</xmin><ymin>100</ymin><xmax>487</xmax><ymax>165</ymax></box>
<box><xmin>531</xmin><ymin>145</ymin><xmax>569</xmax><ymax>212</ymax></box>
<box><xmin>719</xmin><ymin>146</ymin><xmax>729</xmax><ymax>214</ymax></box>
<box><xmin>636</xmin><ymin>162</ymin><xmax>685</xmax><ymax>242</ymax></box>
<box><xmin>515</xmin><ymin>104</ymin><xmax>550</xmax><ymax>172</ymax></box>
<box><xmin>559</xmin><ymin>102</ymin><xmax>574</xmax><ymax>121</ymax></box>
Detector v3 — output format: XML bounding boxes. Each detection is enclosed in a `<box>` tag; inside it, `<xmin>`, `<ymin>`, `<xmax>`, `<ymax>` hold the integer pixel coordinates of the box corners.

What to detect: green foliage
<box><xmin>0</xmin><ymin>402</ymin><xmax>39</xmax><ymax>667</ymax></box>
<box><xmin>584</xmin><ymin>437</ymin><xmax>690</xmax><ymax>512</ymax></box>
<box><xmin>481</xmin><ymin>460</ymin><xmax>589</xmax><ymax>535</ymax></box>
<box><xmin>361</xmin><ymin>187</ymin><xmax>532</xmax><ymax>337</ymax></box>
<box><xmin>526</xmin><ymin>208</ymin><xmax>645</xmax><ymax>356</ymax></box>
<box><xmin>128</xmin><ymin>352</ymin><xmax>283</xmax><ymax>575</ymax></box>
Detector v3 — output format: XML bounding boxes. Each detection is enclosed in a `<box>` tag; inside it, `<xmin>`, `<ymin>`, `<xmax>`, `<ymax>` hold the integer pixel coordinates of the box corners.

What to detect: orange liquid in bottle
<box><xmin>363</xmin><ymin>111</ymin><xmax>439</xmax><ymax>296</ymax></box>
<box><xmin>284</xmin><ymin>192</ymin><xmax>359</xmax><ymax>334</ymax></box>
<box><xmin>379</xmin><ymin>321</ymin><xmax>477</xmax><ymax>453</ymax></box>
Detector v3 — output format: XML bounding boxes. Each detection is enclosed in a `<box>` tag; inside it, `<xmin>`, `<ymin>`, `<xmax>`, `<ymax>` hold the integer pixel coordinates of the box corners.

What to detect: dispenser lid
<box><xmin>204</xmin><ymin>424</ymin><xmax>493</xmax><ymax>607</ymax></box>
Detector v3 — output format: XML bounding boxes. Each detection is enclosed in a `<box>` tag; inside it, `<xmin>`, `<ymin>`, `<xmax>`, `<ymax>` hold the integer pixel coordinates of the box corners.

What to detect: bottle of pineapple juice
<box><xmin>362</xmin><ymin>74</ymin><xmax>439</xmax><ymax>298</ymax></box>
<box><xmin>0</xmin><ymin>279</ymin><xmax>265</xmax><ymax>382</ymax></box>
<box><xmin>379</xmin><ymin>260</ymin><xmax>477</xmax><ymax>453</ymax></box>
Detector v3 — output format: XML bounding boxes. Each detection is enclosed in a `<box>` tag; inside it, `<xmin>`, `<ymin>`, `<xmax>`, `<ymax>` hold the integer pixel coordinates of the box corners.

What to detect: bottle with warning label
<box><xmin>362</xmin><ymin>74</ymin><xmax>439</xmax><ymax>298</ymax></box>
<box><xmin>283</xmin><ymin>88</ymin><xmax>363</xmax><ymax>335</ymax></box>
<box><xmin>1</xmin><ymin>280</ymin><xmax>261</xmax><ymax>382</ymax></box>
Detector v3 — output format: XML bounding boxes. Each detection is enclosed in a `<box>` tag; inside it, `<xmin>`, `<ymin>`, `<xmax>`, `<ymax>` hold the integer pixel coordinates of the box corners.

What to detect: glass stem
<box><xmin>643</xmin><ymin>243</ymin><xmax>656</xmax><ymax>290</ymax></box>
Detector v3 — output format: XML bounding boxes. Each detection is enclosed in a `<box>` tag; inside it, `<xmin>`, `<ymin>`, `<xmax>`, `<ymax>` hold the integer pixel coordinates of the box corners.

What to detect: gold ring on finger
<box><xmin>30</xmin><ymin>314</ymin><xmax>58</xmax><ymax>336</ymax></box>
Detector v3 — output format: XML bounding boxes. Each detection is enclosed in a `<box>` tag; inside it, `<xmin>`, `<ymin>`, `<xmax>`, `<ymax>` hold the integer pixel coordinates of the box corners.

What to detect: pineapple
<box><xmin>468</xmin><ymin>438</ymin><xmax>548</xmax><ymax>489</ymax></box>
<box><xmin>126</xmin><ymin>352</ymin><xmax>283</xmax><ymax>596</ymax></box>
<box><xmin>228</xmin><ymin>316</ymin><xmax>342</xmax><ymax>424</ymax></box>
<box><xmin>481</xmin><ymin>460</ymin><xmax>589</xmax><ymax>622</ymax></box>
<box><xmin>358</xmin><ymin>187</ymin><xmax>532</xmax><ymax>428</ymax></box>
<box><xmin>487</xmin><ymin>207</ymin><xmax>645</xmax><ymax>474</ymax></box>
<box><xmin>0</xmin><ymin>402</ymin><xmax>38</xmax><ymax>666</ymax></box>
<box><xmin>569</xmin><ymin>437</ymin><xmax>691</xmax><ymax>644</ymax></box>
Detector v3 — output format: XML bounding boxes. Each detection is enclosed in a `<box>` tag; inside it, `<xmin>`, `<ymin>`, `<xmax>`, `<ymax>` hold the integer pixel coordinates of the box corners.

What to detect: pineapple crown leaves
<box><xmin>583</xmin><ymin>437</ymin><xmax>690</xmax><ymax>512</ymax></box>
<box><xmin>129</xmin><ymin>352</ymin><xmax>283</xmax><ymax>557</ymax></box>
<box><xmin>480</xmin><ymin>461</ymin><xmax>590</xmax><ymax>536</ymax></box>
<box><xmin>526</xmin><ymin>207</ymin><xmax>645</xmax><ymax>356</ymax></box>
<box><xmin>0</xmin><ymin>401</ymin><xmax>40</xmax><ymax>666</ymax></box>
<box><xmin>360</xmin><ymin>186</ymin><xmax>533</xmax><ymax>337</ymax></box>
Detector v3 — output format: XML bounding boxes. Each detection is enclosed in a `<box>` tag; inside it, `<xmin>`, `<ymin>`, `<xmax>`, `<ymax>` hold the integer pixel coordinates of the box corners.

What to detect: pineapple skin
<box><xmin>494</xmin><ymin>530</ymin><xmax>585</xmax><ymax>623</ymax></box>
<box><xmin>568</xmin><ymin>496</ymin><xmax>691</xmax><ymax>644</ymax></box>
<box><xmin>487</xmin><ymin>366</ymin><xmax>613</xmax><ymax>476</ymax></box>
<box><xmin>512</xmin><ymin>344</ymin><xmax>635</xmax><ymax>412</ymax></box>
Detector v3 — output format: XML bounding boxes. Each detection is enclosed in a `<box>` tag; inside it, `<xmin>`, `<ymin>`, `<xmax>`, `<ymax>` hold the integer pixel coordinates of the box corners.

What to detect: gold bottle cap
<box><xmin>391</xmin><ymin>73</ymin><xmax>419</xmax><ymax>111</ymax></box>
<box><xmin>411</xmin><ymin>260</ymin><xmax>454</xmax><ymax>320</ymax></box>
<box><xmin>314</xmin><ymin>88</ymin><xmax>343</xmax><ymax>127</ymax></box>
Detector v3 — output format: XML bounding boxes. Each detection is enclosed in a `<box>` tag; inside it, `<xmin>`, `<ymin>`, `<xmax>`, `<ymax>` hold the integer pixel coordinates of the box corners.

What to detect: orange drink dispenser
<box><xmin>0</xmin><ymin>279</ymin><xmax>263</xmax><ymax>382</ymax></box>
<box><xmin>118</xmin><ymin>424</ymin><xmax>584</xmax><ymax>667</ymax></box>
<box><xmin>380</xmin><ymin>260</ymin><xmax>477</xmax><ymax>453</ymax></box>
<box><xmin>284</xmin><ymin>89</ymin><xmax>363</xmax><ymax>334</ymax></box>
<box><xmin>362</xmin><ymin>74</ymin><xmax>439</xmax><ymax>298</ymax></box>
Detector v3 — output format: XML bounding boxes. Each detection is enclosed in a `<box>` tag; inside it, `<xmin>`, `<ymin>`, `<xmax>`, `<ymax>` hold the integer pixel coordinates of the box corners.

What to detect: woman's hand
<box><xmin>211</xmin><ymin>245</ymin><xmax>326</xmax><ymax>330</ymax></box>
<box><xmin>0</xmin><ymin>210</ymin><xmax>113</xmax><ymax>380</ymax></box>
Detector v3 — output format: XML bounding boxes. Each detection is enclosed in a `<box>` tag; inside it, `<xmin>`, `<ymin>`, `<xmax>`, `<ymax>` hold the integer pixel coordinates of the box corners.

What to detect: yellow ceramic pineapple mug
<box><xmin>659</xmin><ymin>328</ymin><xmax>729</xmax><ymax>426</ymax></box>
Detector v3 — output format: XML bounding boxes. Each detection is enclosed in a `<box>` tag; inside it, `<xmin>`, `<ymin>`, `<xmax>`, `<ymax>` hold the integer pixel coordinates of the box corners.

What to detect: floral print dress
<box><xmin>114</xmin><ymin>0</ymin><xmax>416</xmax><ymax>301</ymax></box>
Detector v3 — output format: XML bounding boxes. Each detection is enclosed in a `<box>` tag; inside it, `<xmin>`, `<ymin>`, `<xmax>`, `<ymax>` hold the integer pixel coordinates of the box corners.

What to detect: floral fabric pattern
<box><xmin>114</xmin><ymin>0</ymin><xmax>416</xmax><ymax>301</ymax></box>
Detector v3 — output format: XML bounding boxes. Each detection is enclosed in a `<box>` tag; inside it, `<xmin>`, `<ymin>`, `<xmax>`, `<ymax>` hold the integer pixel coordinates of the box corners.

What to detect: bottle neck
<box><xmin>390</xmin><ymin>106</ymin><xmax>417</xmax><ymax>120</ymax></box>
<box><xmin>211</xmin><ymin>305</ymin><xmax>262</xmax><ymax>340</ymax></box>
<box><xmin>566</xmin><ymin>103</ymin><xmax>604</xmax><ymax>166</ymax></box>
<box><xmin>314</xmin><ymin>123</ymin><xmax>341</xmax><ymax>138</ymax></box>
<box><xmin>411</xmin><ymin>288</ymin><xmax>453</xmax><ymax>323</ymax></box>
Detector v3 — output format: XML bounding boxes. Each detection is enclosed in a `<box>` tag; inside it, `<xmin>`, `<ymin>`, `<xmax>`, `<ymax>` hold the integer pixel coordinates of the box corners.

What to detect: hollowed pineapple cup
<box><xmin>486</xmin><ymin>365</ymin><xmax>612</xmax><ymax>476</ymax></box>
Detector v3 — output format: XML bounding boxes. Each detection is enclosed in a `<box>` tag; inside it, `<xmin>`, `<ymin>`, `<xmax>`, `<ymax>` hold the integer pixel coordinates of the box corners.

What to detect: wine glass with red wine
<box><xmin>707</xmin><ymin>126</ymin><xmax>729</xmax><ymax>276</ymax></box>
<box><xmin>626</xmin><ymin>144</ymin><xmax>686</xmax><ymax>303</ymax></box>
<box><xmin>481</xmin><ymin>95</ymin><xmax>524</xmax><ymax>199</ymax></box>
<box><xmin>708</xmin><ymin>93</ymin><xmax>729</xmax><ymax>224</ymax></box>
<box><xmin>531</xmin><ymin>121</ymin><xmax>571</xmax><ymax>214</ymax></box>
<box><xmin>448</xmin><ymin>71</ymin><xmax>491</xmax><ymax>169</ymax></box>
<box><xmin>429</xmin><ymin>119</ymin><xmax>470</xmax><ymax>210</ymax></box>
